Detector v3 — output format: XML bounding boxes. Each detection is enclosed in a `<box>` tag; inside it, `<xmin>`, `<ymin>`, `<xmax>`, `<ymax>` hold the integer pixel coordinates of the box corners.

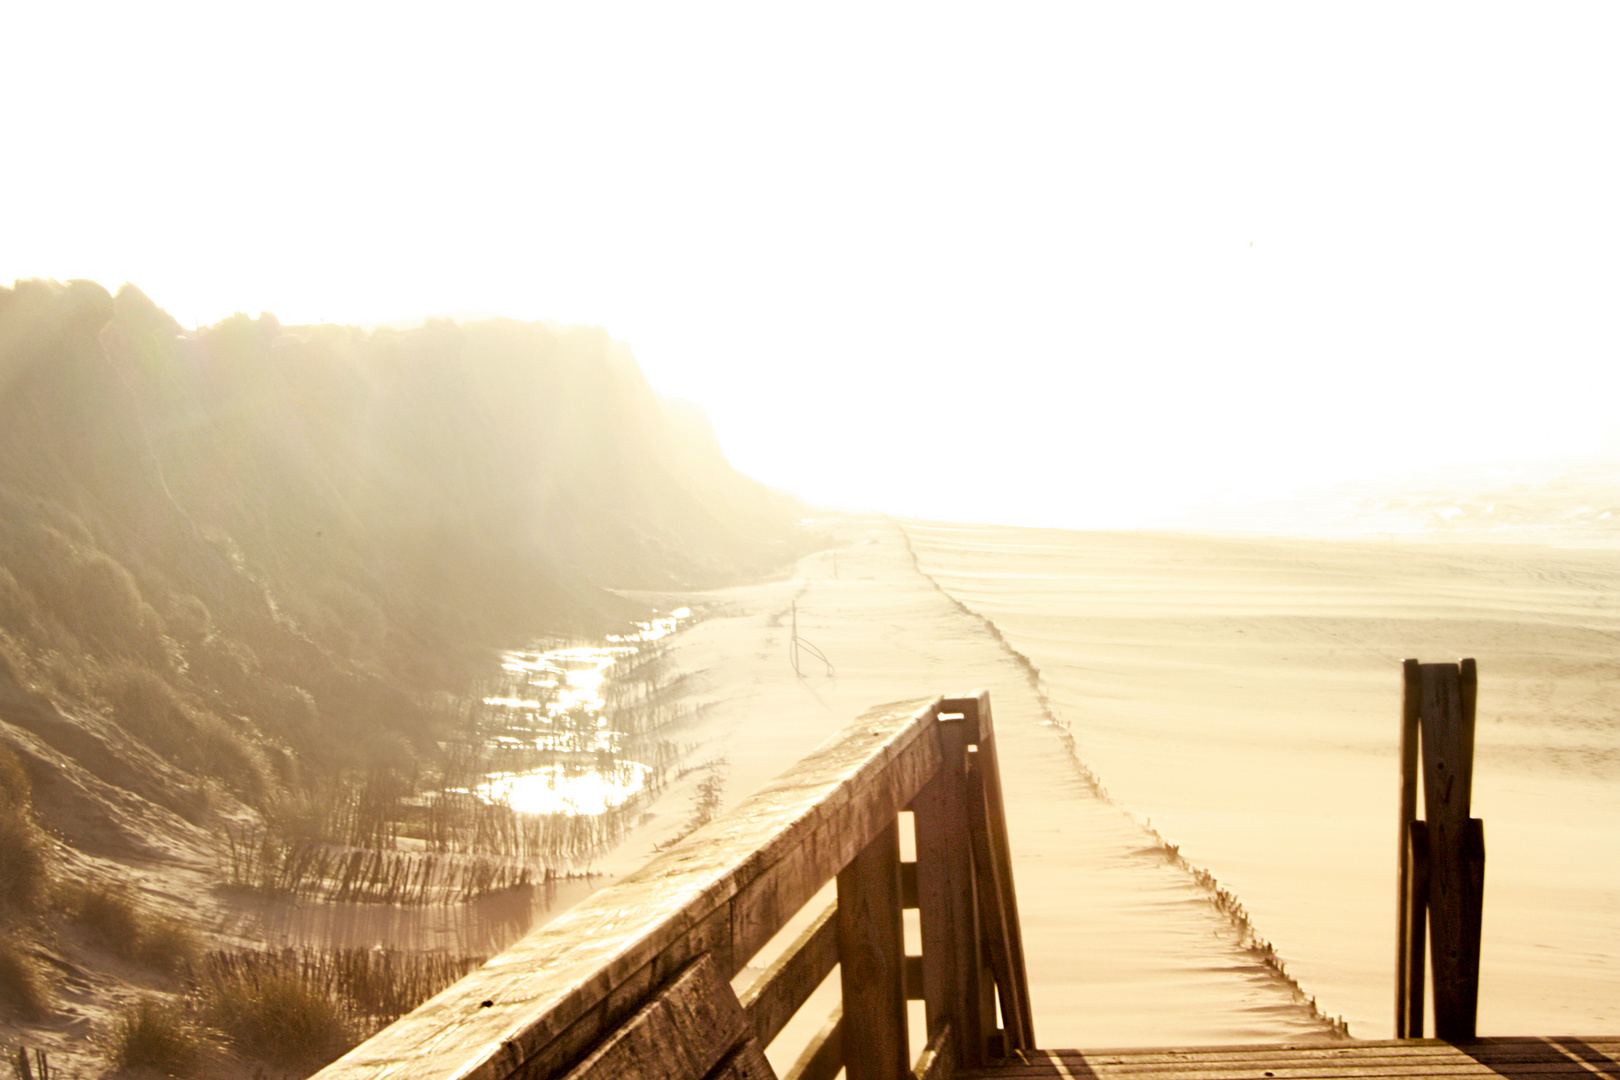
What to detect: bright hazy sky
<box><xmin>5</xmin><ymin>4</ymin><xmax>1617</xmax><ymax>528</ymax></box>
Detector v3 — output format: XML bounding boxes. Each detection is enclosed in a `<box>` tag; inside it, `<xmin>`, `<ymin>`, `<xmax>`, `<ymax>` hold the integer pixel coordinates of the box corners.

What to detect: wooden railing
<box><xmin>313</xmin><ymin>692</ymin><xmax>1033</xmax><ymax>1080</ymax></box>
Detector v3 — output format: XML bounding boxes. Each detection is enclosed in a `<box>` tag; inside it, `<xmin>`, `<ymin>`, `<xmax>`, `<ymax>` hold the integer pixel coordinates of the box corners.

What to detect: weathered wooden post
<box><xmin>913</xmin><ymin>709</ymin><xmax>989</xmax><ymax>1069</ymax></box>
<box><xmin>838</xmin><ymin>820</ymin><xmax>909</xmax><ymax>1080</ymax></box>
<box><xmin>958</xmin><ymin>694</ymin><xmax>1035</xmax><ymax>1056</ymax></box>
<box><xmin>1395</xmin><ymin>659</ymin><xmax>1487</xmax><ymax>1041</ymax></box>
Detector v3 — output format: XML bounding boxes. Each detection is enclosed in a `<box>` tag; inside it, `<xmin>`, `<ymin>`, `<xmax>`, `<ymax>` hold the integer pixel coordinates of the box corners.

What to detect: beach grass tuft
<box><xmin>187</xmin><ymin>947</ymin><xmax>484</xmax><ymax>1070</ymax></box>
<box><xmin>197</xmin><ymin>961</ymin><xmax>354</xmax><ymax>1070</ymax></box>
<box><xmin>0</xmin><ymin>939</ymin><xmax>51</xmax><ymax>1019</ymax></box>
<box><xmin>111</xmin><ymin>996</ymin><xmax>206</xmax><ymax>1075</ymax></box>
<box><xmin>71</xmin><ymin>882</ymin><xmax>145</xmax><ymax>952</ymax></box>
<box><xmin>0</xmin><ymin>745</ymin><xmax>52</xmax><ymax>912</ymax></box>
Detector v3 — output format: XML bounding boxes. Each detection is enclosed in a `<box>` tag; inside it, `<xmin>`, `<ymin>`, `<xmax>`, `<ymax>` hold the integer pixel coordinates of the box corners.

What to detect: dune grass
<box><xmin>197</xmin><ymin>963</ymin><xmax>353</xmax><ymax>1070</ymax></box>
<box><xmin>111</xmin><ymin>997</ymin><xmax>206</xmax><ymax>1074</ymax></box>
<box><xmin>0</xmin><ymin>939</ymin><xmax>51</xmax><ymax>1019</ymax></box>
<box><xmin>65</xmin><ymin>882</ymin><xmax>201</xmax><ymax>974</ymax></box>
<box><xmin>0</xmin><ymin>745</ymin><xmax>51</xmax><ymax>913</ymax></box>
<box><xmin>188</xmin><ymin>947</ymin><xmax>483</xmax><ymax>1072</ymax></box>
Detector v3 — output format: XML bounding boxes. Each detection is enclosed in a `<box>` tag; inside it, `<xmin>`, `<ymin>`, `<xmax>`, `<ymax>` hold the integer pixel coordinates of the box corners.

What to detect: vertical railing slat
<box><xmin>837</xmin><ymin>820</ymin><xmax>909</xmax><ymax>1080</ymax></box>
<box><xmin>912</xmin><ymin>713</ymin><xmax>987</xmax><ymax>1067</ymax></box>
<box><xmin>968</xmin><ymin>693</ymin><xmax>1037</xmax><ymax>1051</ymax></box>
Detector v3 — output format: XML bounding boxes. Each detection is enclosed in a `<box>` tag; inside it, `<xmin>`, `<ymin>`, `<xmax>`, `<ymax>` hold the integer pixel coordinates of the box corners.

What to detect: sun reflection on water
<box><xmin>479</xmin><ymin>762</ymin><xmax>654</xmax><ymax>816</ymax></box>
<box><xmin>470</xmin><ymin>608</ymin><xmax>691</xmax><ymax>817</ymax></box>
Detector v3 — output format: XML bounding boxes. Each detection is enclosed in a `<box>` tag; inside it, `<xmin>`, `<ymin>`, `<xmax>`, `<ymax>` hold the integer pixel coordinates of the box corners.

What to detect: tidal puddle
<box><xmin>469</xmin><ymin>608</ymin><xmax>691</xmax><ymax>824</ymax></box>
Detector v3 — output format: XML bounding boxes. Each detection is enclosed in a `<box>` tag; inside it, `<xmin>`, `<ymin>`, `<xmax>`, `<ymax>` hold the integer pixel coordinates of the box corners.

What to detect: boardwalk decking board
<box><xmin>958</xmin><ymin>1039</ymin><xmax>1620</xmax><ymax>1079</ymax></box>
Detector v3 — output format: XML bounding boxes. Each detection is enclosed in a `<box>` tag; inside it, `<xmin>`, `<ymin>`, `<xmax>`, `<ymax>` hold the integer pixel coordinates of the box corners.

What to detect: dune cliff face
<box><xmin>0</xmin><ymin>278</ymin><xmax>800</xmax><ymax>793</ymax></box>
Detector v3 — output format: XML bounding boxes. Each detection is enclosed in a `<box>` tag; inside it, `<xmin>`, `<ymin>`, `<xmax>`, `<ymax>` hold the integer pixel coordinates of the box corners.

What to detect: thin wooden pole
<box><xmin>1395</xmin><ymin>658</ymin><xmax>1422</xmax><ymax>1037</ymax></box>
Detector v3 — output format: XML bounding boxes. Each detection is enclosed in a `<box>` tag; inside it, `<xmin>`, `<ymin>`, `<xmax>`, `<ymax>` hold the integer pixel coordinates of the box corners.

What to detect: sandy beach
<box><xmin>584</xmin><ymin>516</ymin><xmax>1619</xmax><ymax>1055</ymax></box>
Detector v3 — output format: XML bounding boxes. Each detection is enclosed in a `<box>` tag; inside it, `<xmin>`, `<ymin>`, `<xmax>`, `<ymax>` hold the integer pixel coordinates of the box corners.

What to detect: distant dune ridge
<box><xmin>0</xmin><ymin>278</ymin><xmax>801</xmax><ymax>1072</ymax></box>
<box><xmin>0</xmin><ymin>274</ymin><xmax>800</xmax><ymax>787</ymax></box>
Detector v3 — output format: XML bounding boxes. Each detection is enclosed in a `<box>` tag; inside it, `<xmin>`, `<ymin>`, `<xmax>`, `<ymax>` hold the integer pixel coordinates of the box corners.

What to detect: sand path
<box><xmin>596</xmin><ymin>516</ymin><xmax>1341</xmax><ymax>1050</ymax></box>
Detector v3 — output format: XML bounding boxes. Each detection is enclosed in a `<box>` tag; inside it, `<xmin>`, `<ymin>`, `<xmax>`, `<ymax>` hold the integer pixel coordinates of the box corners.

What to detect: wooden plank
<box><xmin>913</xmin><ymin>712</ymin><xmax>988</xmax><ymax>1067</ymax></box>
<box><xmin>1458</xmin><ymin>659</ymin><xmax>1478</xmax><ymax>792</ymax></box>
<box><xmin>313</xmin><ymin>697</ymin><xmax>947</xmax><ymax>1080</ymax></box>
<box><xmin>905</xmin><ymin>955</ymin><xmax>926</xmax><ymax>1000</ymax></box>
<box><xmin>782</xmin><ymin>1009</ymin><xmax>841</xmax><ymax>1080</ymax></box>
<box><xmin>703</xmin><ymin>1039</ymin><xmax>776</xmax><ymax>1080</ymax></box>
<box><xmin>838</xmin><ymin>820</ymin><xmax>909</xmax><ymax>1080</ymax></box>
<box><xmin>738</xmin><ymin>903</ymin><xmax>839</xmax><ymax>1049</ymax></box>
<box><xmin>560</xmin><ymin>954</ymin><xmax>744</xmax><ymax>1080</ymax></box>
<box><xmin>966</xmin><ymin>749</ymin><xmax>1017</xmax><ymax>1040</ymax></box>
<box><xmin>1419</xmin><ymin>662</ymin><xmax>1484</xmax><ymax>1041</ymax></box>
<box><xmin>967</xmin><ymin>1062</ymin><xmax>1613</xmax><ymax>1079</ymax></box>
<box><xmin>913</xmin><ymin>1023</ymin><xmax>958</xmax><ymax>1080</ymax></box>
<box><xmin>1394</xmin><ymin>658</ymin><xmax>1421</xmax><ymax>1037</ymax></box>
<box><xmin>901</xmin><ymin>861</ymin><xmax>920</xmax><ymax>909</ymax></box>
<box><xmin>950</xmin><ymin>692</ymin><xmax>1036</xmax><ymax>1051</ymax></box>
<box><xmin>1404</xmin><ymin>819</ymin><xmax>1429</xmax><ymax>1038</ymax></box>
<box><xmin>1034</xmin><ymin>1035</ymin><xmax>1620</xmax><ymax>1060</ymax></box>
<box><xmin>956</xmin><ymin>1036</ymin><xmax>1620</xmax><ymax>1079</ymax></box>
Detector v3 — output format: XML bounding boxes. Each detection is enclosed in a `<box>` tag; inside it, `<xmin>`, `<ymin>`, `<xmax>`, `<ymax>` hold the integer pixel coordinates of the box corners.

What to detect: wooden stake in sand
<box><xmin>1395</xmin><ymin>658</ymin><xmax>1486</xmax><ymax>1041</ymax></box>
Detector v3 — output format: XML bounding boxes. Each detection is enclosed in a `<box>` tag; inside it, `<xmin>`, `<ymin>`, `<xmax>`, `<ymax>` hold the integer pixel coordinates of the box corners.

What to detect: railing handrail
<box><xmin>313</xmin><ymin>691</ymin><xmax>1031</xmax><ymax>1080</ymax></box>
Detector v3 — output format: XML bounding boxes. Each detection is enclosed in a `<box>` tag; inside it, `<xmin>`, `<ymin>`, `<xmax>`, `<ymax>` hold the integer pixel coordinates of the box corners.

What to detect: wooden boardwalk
<box><xmin>961</xmin><ymin>1038</ymin><xmax>1620</xmax><ymax>1079</ymax></box>
<box><xmin>312</xmin><ymin>687</ymin><xmax>1618</xmax><ymax>1080</ymax></box>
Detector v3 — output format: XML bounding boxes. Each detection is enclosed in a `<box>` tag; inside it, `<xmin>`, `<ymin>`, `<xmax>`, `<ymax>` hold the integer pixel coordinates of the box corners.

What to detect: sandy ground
<box><xmin>20</xmin><ymin>513</ymin><xmax>1602</xmax><ymax>1073</ymax></box>
<box><xmin>903</xmin><ymin>522</ymin><xmax>1620</xmax><ymax>1041</ymax></box>
<box><xmin>588</xmin><ymin>516</ymin><xmax>1346</xmax><ymax>1058</ymax></box>
<box><xmin>580</xmin><ymin>516</ymin><xmax>1619</xmax><ymax>1056</ymax></box>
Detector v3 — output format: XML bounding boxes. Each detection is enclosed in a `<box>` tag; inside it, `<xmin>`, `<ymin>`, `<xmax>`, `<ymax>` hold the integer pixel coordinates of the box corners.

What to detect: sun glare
<box><xmin>4</xmin><ymin>4</ymin><xmax>1616</xmax><ymax>527</ymax></box>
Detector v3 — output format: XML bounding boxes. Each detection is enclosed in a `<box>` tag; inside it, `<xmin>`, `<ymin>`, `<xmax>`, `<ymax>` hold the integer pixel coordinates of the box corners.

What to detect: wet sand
<box><xmin>591</xmin><ymin>516</ymin><xmax>1619</xmax><ymax>1051</ymax></box>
